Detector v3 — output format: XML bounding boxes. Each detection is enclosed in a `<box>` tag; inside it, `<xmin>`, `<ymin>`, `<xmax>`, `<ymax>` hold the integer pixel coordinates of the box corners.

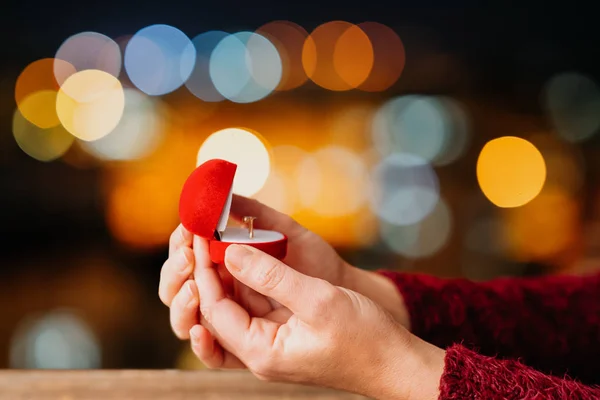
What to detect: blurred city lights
<box><xmin>80</xmin><ymin>89</ymin><xmax>165</xmax><ymax>161</ymax></box>
<box><xmin>368</xmin><ymin>153</ymin><xmax>440</xmax><ymax>226</ymax></box>
<box><xmin>477</xmin><ymin>136</ymin><xmax>546</xmax><ymax>208</ymax></box>
<box><xmin>256</xmin><ymin>21</ymin><xmax>309</xmax><ymax>91</ymax></box>
<box><xmin>197</xmin><ymin>127</ymin><xmax>271</xmax><ymax>196</ymax></box>
<box><xmin>543</xmin><ymin>71</ymin><xmax>600</xmax><ymax>143</ymax></box>
<box><xmin>210</xmin><ymin>32</ymin><xmax>282</xmax><ymax>103</ymax></box>
<box><xmin>296</xmin><ymin>146</ymin><xmax>368</xmax><ymax>216</ymax></box>
<box><xmin>380</xmin><ymin>198</ymin><xmax>451</xmax><ymax>258</ymax></box>
<box><xmin>54</xmin><ymin>32</ymin><xmax>121</xmax><ymax>89</ymax></box>
<box><xmin>356</xmin><ymin>22</ymin><xmax>405</xmax><ymax>92</ymax></box>
<box><xmin>184</xmin><ymin>31</ymin><xmax>229</xmax><ymax>102</ymax></box>
<box><xmin>303</xmin><ymin>21</ymin><xmax>373</xmax><ymax>91</ymax></box>
<box><xmin>15</xmin><ymin>58</ymin><xmax>76</xmax><ymax>128</ymax></box>
<box><xmin>124</xmin><ymin>24</ymin><xmax>195</xmax><ymax>96</ymax></box>
<box><xmin>12</xmin><ymin>108</ymin><xmax>74</xmax><ymax>162</ymax></box>
<box><xmin>56</xmin><ymin>69</ymin><xmax>125</xmax><ymax>141</ymax></box>
<box><xmin>371</xmin><ymin>95</ymin><xmax>452</xmax><ymax>162</ymax></box>
<box><xmin>10</xmin><ymin>309</ymin><xmax>100</xmax><ymax>369</ymax></box>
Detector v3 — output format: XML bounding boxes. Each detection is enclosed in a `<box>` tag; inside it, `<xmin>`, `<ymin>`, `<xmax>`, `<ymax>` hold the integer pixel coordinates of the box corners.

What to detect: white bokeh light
<box><xmin>80</xmin><ymin>89</ymin><xmax>165</xmax><ymax>161</ymax></box>
<box><xmin>544</xmin><ymin>71</ymin><xmax>600</xmax><ymax>143</ymax></box>
<box><xmin>197</xmin><ymin>128</ymin><xmax>271</xmax><ymax>197</ymax></box>
<box><xmin>10</xmin><ymin>309</ymin><xmax>101</xmax><ymax>369</ymax></box>
<box><xmin>380</xmin><ymin>198</ymin><xmax>452</xmax><ymax>258</ymax></box>
<box><xmin>369</xmin><ymin>152</ymin><xmax>440</xmax><ymax>226</ymax></box>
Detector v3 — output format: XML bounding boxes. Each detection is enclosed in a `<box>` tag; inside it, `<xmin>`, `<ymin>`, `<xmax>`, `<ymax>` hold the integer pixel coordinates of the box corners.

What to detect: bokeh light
<box><xmin>296</xmin><ymin>146</ymin><xmax>368</xmax><ymax>216</ymax></box>
<box><xmin>56</xmin><ymin>69</ymin><xmax>125</xmax><ymax>141</ymax></box>
<box><xmin>15</xmin><ymin>58</ymin><xmax>76</xmax><ymax>128</ymax></box>
<box><xmin>124</xmin><ymin>24</ymin><xmax>195</xmax><ymax>96</ymax></box>
<box><xmin>333</xmin><ymin>24</ymin><xmax>374</xmax><ymax>88</ymax></box>
<box><xmin>196</xmin><ymin>127</ymin><xmax>271</xmax><ymax>196</ymax></box>
<box><xmin>210</xmin><ymin>32</ymin><xmax>282</xmax><ymax>103</ymax></box>
<box><xmin>380</xmin><ymin>198</ymin><xmax>451</xmax><ymax>258</ymax></box>
<box><xmin>256</xmin><ymin>21</ymin><xmax>309</xmax><ymax>90</ymax></box>
<box><xmin>372</xmin><ymin>95</ymin><xmax>454</xmax><ymax>162</ymax></box>
<box><xmin>502</xmin><ymin>187</ymin><xmax>579</xmax><ymax>262</ymax></box>
<box><xmin>184</xmin><ymin>31</ymin><xmax>229</xmax><ymax>102</ymax></box>
<box><xmin>10</xmin><ymin>309</ymin><xmax>100</xmax><ymax>369</ymax></box>
<box><xmin>302</xmin><ymin>21</ymin><xmax>373</xmax><ymax>91</ymax></box>
<box><xmin>12</xmin><ymin>108</ymin><xmax>74</xmax><ymax>162</ymax></box>
<box><xmin>477</xmin><ymin>136</ymin><xmax>546</xmax><ymax>208</ymax></box>
<box><xmin>54</xmin><ymin>32</ymin><xmax>121</xmax><ymax>89</ymax></box>
<box><xmin>253</xmin><ymin>145</ymin><xmax>308</xmax><ymax>215</ymax></box>
<box><xmin>357</xmin><ymin>22</ymin><xmax>406</xmax><ymax>92</ymax></box>
<box><xmin>368</xmin><ymin>153</ymin><xmax>440</xmax><ymax>226</ymax></box>
<box><xmin>16</xmin><ymin>90</ymin><xmax>61</xmax><ymax>129</ymax></box>
<box><xmin>432</xmin><ymin>98</ymin><xmax>471</xmax><ymax>166</ymax></box>
<box><xmin>80</xmin><ymin>89</ymin><xmax>165</xmax><ymax>161</ymax></box>
<box><xmin>327</xmin><ymin>105</ymin><xmax>375</xmax><ymax>151</ymax></box>
<box><xmin>543</xmin><ymin>71</ymin><xmax>600</xmax><ymax>143</ymax></box>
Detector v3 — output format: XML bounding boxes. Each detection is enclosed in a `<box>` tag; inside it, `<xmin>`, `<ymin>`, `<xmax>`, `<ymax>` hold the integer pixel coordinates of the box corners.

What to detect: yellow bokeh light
<box><xmin>12</xmin><ymin>108</ymin><xmax>74</xmax><ymax>162</ymax></box>
<box><xmin>296</xmin><ymin>146</ymin><xmax>368</xmax><ymax>216</ymax></box>
<box><xmin>196</xmin><ymin>127</ymin><xmax>271</xmax><ymax>197</ymax></box>
<box><xmin>17</xmin><ymin>90</ymin><xmax>61</xmax><ymax>129</ymax></box>
<box><xmin>477</xmin><ymin>136</ymin><xmax>546</xmax><ymax>208</ymax></box>
<box><xmin>56</xmin><ymin>70</ymin><xmax>125</xmax><ymax>141</ymax></box>
<box><xmin>15</xmin><ymin>58</ymin><xmax>76</xmax><ymax>109</ymax></box>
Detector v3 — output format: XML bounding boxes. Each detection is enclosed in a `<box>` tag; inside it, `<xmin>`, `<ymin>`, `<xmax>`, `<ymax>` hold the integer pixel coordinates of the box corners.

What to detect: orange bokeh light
<box><xmin>15</xmin><ymin>58</ymin><xmax>76</xmax><ymax>107</ymax></box>
<box><xmin>302</xmin><ymin>21</ymin><xmax>373</xmax><ymax>91</ymax></box>
<box><xmin>256</xmin><ymin>21</ymin><xmax>309</xmax><ymax>91</ymax></box>
<box><xmin>357</xmin><ymin>22</ymin><xmax>406</xmax><ymax>92</ymax></box>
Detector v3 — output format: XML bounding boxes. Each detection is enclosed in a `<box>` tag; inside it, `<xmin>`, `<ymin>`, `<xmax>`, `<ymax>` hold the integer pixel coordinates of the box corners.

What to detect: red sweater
<box><xmin>379</xmin><ymin>271</ymin><xmax>600</xmax><ymax>399</ymax></box>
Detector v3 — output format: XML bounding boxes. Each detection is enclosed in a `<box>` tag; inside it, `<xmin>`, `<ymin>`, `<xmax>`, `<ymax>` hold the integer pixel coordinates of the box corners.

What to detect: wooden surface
<box><xmin>0</xmin><ymin>370</ymin><xmax>369</xmax><ymax>399</ymax></box>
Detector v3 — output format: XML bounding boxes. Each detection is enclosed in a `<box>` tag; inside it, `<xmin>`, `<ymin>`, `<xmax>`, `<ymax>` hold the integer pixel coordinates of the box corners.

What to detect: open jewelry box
<box><xmin>179</xmin><ymin>159</ymin><xmax>288</xmax><ymax>264</ymax></box>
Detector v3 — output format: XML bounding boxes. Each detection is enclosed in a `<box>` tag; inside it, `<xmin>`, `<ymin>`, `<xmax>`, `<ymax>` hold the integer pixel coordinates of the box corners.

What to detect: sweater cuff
<box><xmin>439</xmin><ymin>344</ymin><xmax>600</xmax><ymax>399</ymax></box>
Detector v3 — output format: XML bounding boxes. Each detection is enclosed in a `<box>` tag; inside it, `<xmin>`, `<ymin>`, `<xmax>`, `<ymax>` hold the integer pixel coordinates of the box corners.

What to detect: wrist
<box><xmin>344</xmin><ymin>266</ymin><xmax>411</xmax><ymax>330</ymax></box>
<box><xmin>376</xmin><ymin>332</ymin><xmax>445</xmax><ymax>400</ymax></box>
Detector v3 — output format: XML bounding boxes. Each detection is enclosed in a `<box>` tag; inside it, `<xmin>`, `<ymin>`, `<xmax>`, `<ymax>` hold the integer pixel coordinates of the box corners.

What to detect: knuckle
<box><xmin>313</xmin><ymin>284</ymin><xmax>339</xmax><ymax>315</ymax></box>
<box><xmin>249</xmin><ymin>357</ymin><xmax>275</xmax><ymax>377</ymax></box>
<box><xmin>255</xmin><ymin>258</ymin><xmax>285</xmax><ymax>291</ymax></box>
<box><xmin>169</xmin><ymin>227</ymin><xmax>182</xmax><ymax>249</ymax></box>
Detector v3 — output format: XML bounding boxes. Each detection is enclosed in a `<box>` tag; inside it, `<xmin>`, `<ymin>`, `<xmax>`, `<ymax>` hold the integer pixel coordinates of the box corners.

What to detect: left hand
<box><xmin>190</xmin><ymin>240</ymin><xmax>445</xmax><ymax>400</ymax></box>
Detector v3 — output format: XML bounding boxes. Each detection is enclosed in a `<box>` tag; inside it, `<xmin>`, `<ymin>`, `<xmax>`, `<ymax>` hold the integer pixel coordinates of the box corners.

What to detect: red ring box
<box><xmin>179</xmin><ymin>159</ymin><xmax>288</xmax><ymax>264</ymax></box>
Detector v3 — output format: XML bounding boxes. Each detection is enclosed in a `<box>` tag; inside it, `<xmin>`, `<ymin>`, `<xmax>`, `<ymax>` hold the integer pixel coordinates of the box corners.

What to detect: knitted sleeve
<box><xmin>379</xmin><ymin>271</ymin><xmax>600</xmax><ymax>382</ymax></box>
<box><xmin>439</xmin><ymin>344</ymin><xmax>600</xmax><ymax>399</ymax></box>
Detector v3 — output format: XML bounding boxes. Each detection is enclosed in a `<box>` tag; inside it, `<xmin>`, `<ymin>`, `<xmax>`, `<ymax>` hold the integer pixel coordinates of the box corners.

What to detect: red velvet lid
<box><xmin>179</xmin><ymin>159</ymin><xmax>237</xmax><ymax>239</ymax></box>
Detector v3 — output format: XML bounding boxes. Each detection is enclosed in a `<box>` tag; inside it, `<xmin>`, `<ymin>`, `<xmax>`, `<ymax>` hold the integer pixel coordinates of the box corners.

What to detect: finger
<box><xmin>170</xmin><ymin>280</ymin><xmax>200</xmax><ymax>339</ymax></box>
<box><xmin>189</xmin><ymin>325</ymin><xmax>245</xmax><ymax>369</ymax></box>
<box><xmin>217</xmin><ymin>264</ymin><xmax>235</xmax><ymax>297</ymax></box>
<box><xmin>159</xmin><ymin>247</ymin><xmax>195</xmax><ymax>306</ymax></box>
<box><xmin>193</xmin><ymin>236</ymin><xmax>277</xmax><ymax>355</ymax></box>
<box><xmin>169</xmin><ymin>224</ymin><xmax>193</xmax><ymax>256</ymax></box>
<box><xmin>224</xmin><ymin>244</ymin><xmax>334</xmax><ymax>323</ymax></box>
<box><xmin>236</xmin><ymin>283</ymin><xmax>273</xmax><ymax>317</ymax></box>
<box><xmin>230</xmin><ymin>195</ymin><xmax>304</xmax><ymax>238</ymax></box>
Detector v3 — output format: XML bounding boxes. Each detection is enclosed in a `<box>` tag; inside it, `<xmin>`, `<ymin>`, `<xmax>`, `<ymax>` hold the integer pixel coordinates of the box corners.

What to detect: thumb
<box><xmin>223</xmin><ymin>244</ymin><xmax>334</xmax><ymax>322</ymax></box>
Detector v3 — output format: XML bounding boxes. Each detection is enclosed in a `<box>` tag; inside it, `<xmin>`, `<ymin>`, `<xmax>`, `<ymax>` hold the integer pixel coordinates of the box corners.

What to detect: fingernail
<box><xmin>225</xmin><ymin>245</ymin><xmax>252</xmax><ymax>271</ymax></box>
<box><xmin>186</xmin><ymin>281</ymin><xmax>197</xmax><ymax>307</ymax></box>
<box><xmin>189</xmin><ymin>325</ymin><xmax>202</xmax><ymax>340</ymax></box>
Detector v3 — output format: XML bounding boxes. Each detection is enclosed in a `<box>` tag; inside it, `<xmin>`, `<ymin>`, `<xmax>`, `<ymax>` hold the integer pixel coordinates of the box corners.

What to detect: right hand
<box><xmin>158</xmin><ymin>195</ymin><xmax>409</xmax><ymax>340</ymax></box>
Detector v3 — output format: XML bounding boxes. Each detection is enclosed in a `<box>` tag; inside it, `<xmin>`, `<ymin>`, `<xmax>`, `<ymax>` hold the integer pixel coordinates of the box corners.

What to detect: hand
<box><xmin>158</xmin><ymin>195</ymin><xmax>409</xmax><ymax>339</ymax></box>
<box><xmin>191</xmin><ymin>244</ymin><xmax>445</xmax><ymax>400</ymax></box>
